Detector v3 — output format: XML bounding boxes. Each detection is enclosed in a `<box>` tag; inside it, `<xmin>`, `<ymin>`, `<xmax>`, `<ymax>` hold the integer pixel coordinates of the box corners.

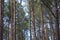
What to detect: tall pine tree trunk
<box><xmin>45</xmin><ymin>25</ymin><xmax>49</xmax><ymax>40</ymax></box>
<box><xmin>0</xmin><ymin>0</ymin><xmax>4</xmax><ymax>40</ymax></box>
<box><xmin>29</xmin><ymin>0</ymin><xmax>32</xmax><ymax>40</ymax></box>
<box><xmin>29</xmin><ymin>0</ymin><xmax>37</xmax><ymax>40</ymax></box>
<box><xmin>12</xmin><ymin>0</ymin><xmax>16</xmax><ymax>40</ymax></box>
<box><xmin>40</xmin><ymin>0</ymin><xmax>45</xmax><ymax>40</ymax></box>
<box><xmin>10</xmin><ymin>0</ymin><xmax>16</xmax><ymax>40</ymax></box>
<box><xmin>55</xmin><ymin>0</ymin><xmax>60</xmax><ymax>40</ymax></box>
<box><xmin>48</xmin><ymin>12</ymin><xmax>55</xmax><ymax>40</ymax></box>
<box><xmin>8</xmin><ymin>0</ymin><xmax>12</xmax><ymax>40</ymax></box>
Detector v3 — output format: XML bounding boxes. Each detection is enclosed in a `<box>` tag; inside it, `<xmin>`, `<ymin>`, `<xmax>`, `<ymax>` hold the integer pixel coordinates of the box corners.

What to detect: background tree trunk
<box><xmin>40</xmin><ymin>0</ymin><xmax>45</xmax><ymax>40</ymax></box>
<box><xmin>30</xmin><ymin>0</ymin><xmax>37</xmax><ymax>40</ymax></box>
<box><xmin>29</xmin><ymin>0</ymin><xmax>32</xmax><ymax>40</ymax></box>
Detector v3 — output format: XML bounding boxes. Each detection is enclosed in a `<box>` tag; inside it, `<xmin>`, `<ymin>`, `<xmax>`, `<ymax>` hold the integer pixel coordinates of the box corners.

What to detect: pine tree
<box><xmin>0</xmin><ymin>0</ymin><xmax>4</xmax><ymax>40</ymax></box>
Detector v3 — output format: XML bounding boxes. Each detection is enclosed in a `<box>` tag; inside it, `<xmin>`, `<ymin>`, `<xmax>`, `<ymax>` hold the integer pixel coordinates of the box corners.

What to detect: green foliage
<box><xmin>3</xmin><ymin>1</ymin><xmax>29</xmax><ymax>40</ymax></box>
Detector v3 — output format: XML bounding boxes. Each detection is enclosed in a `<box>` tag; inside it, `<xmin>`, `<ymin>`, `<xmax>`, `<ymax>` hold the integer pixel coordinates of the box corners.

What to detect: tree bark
<box><xmin>48</xmin><ymin>11</ymin><xmax>56</xmax><ymax>40</ymax></box>
<box><xmin>45</xmin><ymin>25</ymin><xmax>49</xmax><ymax>40</ymax></box>
<box><xmin>29</xmin><ymin>0</ymin><xmax>37</xmax><ymax>40</ymax></box>
<box><xmin>12</xmin><ymin>0</ymin><xmax>16</xmax><ymax>40</ymax></box>
<box><xmin>55</xmin><ymin>0</ymin><xmax>60</xmax><ymax>40</ymax></box>
<box><xmin>40</xmin><ymin>0</ymin><xmax>45</xmax><ymax>40</ymax></box>
<box><xmin>29</xmin><ymin>0</ymin><xmax>32</xmax><ymax>40</ymax></box>
<box><xmin>10</xmin><ymin>0</ymin><xmax>16</xmax><ymax>40</ymax></box>
<box><xmin>0</xmin><ymin>0</ymin><xmax>4</xmax><ymax>40</ymax></box>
